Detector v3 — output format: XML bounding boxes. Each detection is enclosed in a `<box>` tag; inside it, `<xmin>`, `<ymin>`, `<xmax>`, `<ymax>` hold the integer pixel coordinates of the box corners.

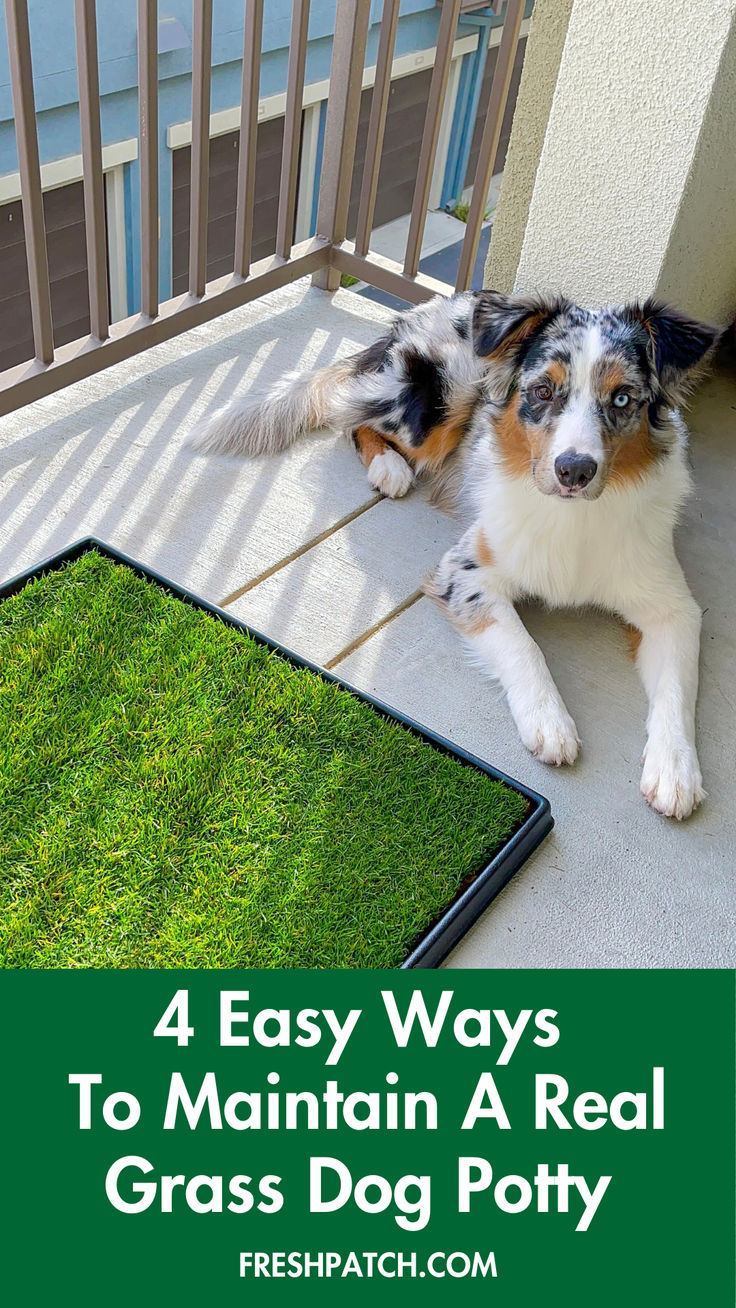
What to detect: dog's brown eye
<box><xmin>533</xmin><ymin>384</ymin><xmax>553</xmax><ymax>402</ymax></box>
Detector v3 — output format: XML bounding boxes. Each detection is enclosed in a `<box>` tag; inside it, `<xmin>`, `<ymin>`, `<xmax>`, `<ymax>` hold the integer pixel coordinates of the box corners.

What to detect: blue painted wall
<box><xmin>0</xmin><ymin>1</ymin><xmax>488</xmax><ymax>311</ymax></box>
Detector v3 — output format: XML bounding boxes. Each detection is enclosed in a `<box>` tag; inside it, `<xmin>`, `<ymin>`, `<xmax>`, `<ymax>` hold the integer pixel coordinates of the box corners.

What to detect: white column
<box><xmin>490</xmin><ymin>0</ymin><xmax>736</xmax><ymax>323</ymax></box>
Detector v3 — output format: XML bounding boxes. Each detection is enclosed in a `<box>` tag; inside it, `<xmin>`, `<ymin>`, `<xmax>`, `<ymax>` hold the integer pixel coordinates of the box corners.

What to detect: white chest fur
<box><xmin>471</xmin><ymin>439</ymin><xmax>692</xmax><ymax>613</ymax></box>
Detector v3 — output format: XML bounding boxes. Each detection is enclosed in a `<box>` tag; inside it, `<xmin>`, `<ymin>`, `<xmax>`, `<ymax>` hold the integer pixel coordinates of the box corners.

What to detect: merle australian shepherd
<box><xmin>192</xmin><ymin>290</ymin><xmax>721</xmax><ymax>820</ymax></box>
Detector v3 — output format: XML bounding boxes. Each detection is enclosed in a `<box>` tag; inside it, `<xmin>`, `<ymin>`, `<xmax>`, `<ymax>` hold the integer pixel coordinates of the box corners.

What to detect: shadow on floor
<box><xmin>356</xmin><ymin>223</ymin><xmax>493</xmax><ymax>312</ymax></box>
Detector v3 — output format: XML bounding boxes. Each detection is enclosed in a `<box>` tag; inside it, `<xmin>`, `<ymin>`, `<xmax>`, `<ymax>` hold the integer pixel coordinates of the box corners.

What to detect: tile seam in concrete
<box><xmin>324</xmin><ymin>588</ymin><xmax>424</xmax><ymax>670</ymax></box>
<box><xmin>217</xmin><ymin>492</ymin><xmax>382</xmax><ymax>607</ymax></box>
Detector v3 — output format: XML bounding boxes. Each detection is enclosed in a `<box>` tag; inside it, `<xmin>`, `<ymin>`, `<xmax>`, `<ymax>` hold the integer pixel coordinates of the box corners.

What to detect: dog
<box><xmin>192</xmin><ymin>290</ymin><xmax>720</xmax><ymax>819</ymax></box>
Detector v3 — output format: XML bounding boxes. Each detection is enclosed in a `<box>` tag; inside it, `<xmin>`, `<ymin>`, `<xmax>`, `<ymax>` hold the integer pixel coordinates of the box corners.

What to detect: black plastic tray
<box><xmin>0</xmin><ymin>538</ymin><xmax>553</xmax><ymax>968</ymax></box>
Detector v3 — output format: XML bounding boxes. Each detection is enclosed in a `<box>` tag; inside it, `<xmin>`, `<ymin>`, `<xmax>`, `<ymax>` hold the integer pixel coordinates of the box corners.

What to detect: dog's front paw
<box><xmin>367</xmin><ymin>449</ymin><xmax>414</xmax><ymax>498</ymax></box>
<box><xmin>640</xmin><ymin>742</ymin><xmax>706</xmax><ymax>819</ymax></box>
<box><xmin>518</xmin><ymin>699</ymin><xmax>581</xmax><ymax>766</ymax></box>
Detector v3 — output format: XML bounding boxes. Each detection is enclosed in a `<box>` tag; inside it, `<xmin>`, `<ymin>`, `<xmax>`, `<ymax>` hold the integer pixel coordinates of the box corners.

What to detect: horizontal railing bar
<box><xmin>233</xmin><ymin>0</ymin><xmax>264</xmax><ymax>278</ymax></box>
<box><xmin>5</xmin><ymin>0</ymin><xmax>54</xmax><ymax>363</ymax></box>
<box><xmin>74</xmin><ymin>0</ymin><xmax>109</xmax><ymax>340</ymax></box>
<box><xmin>275</xmin><ymin>0</ymin><xmax>310</xmax><ymax>261</ymax></box>
<box><xmin>137</xmin><ymin>0</ymin><xmax>159</xmax><ymax>318</ymax></box>
<box><xmin>331</xmin><ymin>240</ymin><xmax>452</xmax><ymax>305</ymax></box>
<box><xmin>455</xmin><ymin>0</ymin><xmax>525</xmax><ymax>292</ymax></box>
<box><xmin>354</xmin><ymin>0</ymin><xmax>400</xmax><ymax>258</ymax></box>
<box><xmin>189</xmin><ymin>0</ymin><xmax>214</xmax><ymax>297</ymax></box>
<box><xmin>0</xmin><ymin>238</ymin><xmax>331</xmax><ymax>417</ymax></box>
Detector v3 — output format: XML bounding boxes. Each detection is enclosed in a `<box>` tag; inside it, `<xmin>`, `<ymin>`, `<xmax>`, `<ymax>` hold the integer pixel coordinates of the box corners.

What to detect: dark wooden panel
<box><xmin>0</xmin><ymin>181</ymin><xmax>95</xmax><ymax>373</ymax></box>
<box><xmin>46</xmin><ymin>269</ymin><xmax>93</xmax><ymax>333</ymax></box>
<box><xmin>1</xmin><ymin>219</ymin><xmax>87</xmax><ymax>300</ymax></box>
<box><xmin>347</xmin><ymin>67</ymin><xmax>433</xmax><ymax>238</ymax></box>
<box><xmin>172</xmin><ymin>116</ymin><xmax>291</xmax><ymax>295</ymax></box>
<box><xmin>0</xmin><ymin>200</ymin><xmax>26</xmax><ymax>252</ymax></box>
<box><xmin>464</xmin><ymin>35</ymin><xmax>526</xmax><ymax>190</ymax></box>
<box><xmin>0</xmin><ymin>179</ymin><xmax>96</xmax><ymax>253</ymax></box>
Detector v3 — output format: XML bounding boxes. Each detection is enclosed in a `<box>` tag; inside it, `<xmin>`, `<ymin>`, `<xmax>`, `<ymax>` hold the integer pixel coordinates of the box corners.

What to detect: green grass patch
<box><xmin>450</xmin><ymin>200</ymin><xmax>492</xmax><ymax>224</ymax></box>
<box><xmin>0</xmin><ymin>552</ymin><xmax>527</xmax><ymax>968</ymax></box>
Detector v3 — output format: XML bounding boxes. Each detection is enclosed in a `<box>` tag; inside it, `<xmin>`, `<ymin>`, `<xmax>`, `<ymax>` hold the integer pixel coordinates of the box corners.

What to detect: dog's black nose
<box><xmin>554</xmin><ymin>451</ymin><xmax>598</xmax><ymax>489</ymax></box>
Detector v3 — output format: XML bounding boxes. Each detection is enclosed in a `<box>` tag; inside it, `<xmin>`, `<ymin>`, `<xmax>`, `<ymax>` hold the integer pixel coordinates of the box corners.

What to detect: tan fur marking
<box><xmin>609</xmin><ymin>412</ymin><xmax>661</xmax><ymax>488</ymax></box>
<box><xmin>353</xmin><ymin>424</ymin><xmax>389</xmax><ymax>469</ymax></box>
<box><xmin>394</xmin><ymin>397</ymin><xmax>477</xmax><ymax>472</ymax></box>
<box><xmin>493</xmin><ymin>393</ymin><xmax>535</xmax><ymax>479</ymax></box>
<box><xmin>445</xmin><ymin>612</ymin><xmax>496</xmax><ymax>638</ymax></box>
<box><xmin>477</xmin><ymin>529</ymin><xmax>494</xmax><ymax>568</ymax></box>
<box><xmin>461</xmin><ymin>611</ymin><xmax>496</xmax><ymax>637</ymax></box>
<box><xmin>546</xmin><ymin>359</ymin><xmax>568</xmax><ymax>387</ymax></box>
<box><xmin>623</xmin><ymin>623</ymin><xmax>642</xmax><ymax>660</ymax></box>
<box><xmin>599</xmin><ymin>361</ymin><xmax>627</xmax><ymax>393</ymax></box>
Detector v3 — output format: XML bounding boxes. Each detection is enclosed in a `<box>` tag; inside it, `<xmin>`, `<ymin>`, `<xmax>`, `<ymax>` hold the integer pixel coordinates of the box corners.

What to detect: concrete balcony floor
<box><xmin>1</xmin><ymin>276</ymin><xmax>734</xmax><ymax>968</ymax></box>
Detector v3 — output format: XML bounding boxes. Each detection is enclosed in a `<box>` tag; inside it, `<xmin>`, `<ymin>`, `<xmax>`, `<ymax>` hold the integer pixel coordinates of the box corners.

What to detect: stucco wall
<box><xmin>491</xmin><ymin>0</ymin><xmax>736</xmax><ymax>324</ymax></box>
<box><xmin>656</xmin><ymin>17</ymin><xmax>736</xmax><ymax>323</ymax></box>
<box><xmin>484</xmin><ymin>0</ymin><xmax>573</xmax><ymax>293</ymax></box>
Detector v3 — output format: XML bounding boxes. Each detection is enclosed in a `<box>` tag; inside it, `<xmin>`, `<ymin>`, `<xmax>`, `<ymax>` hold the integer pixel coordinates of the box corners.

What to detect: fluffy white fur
<box><xmin>188</xmin><ymin>287</ymin><xmax>714</xmax><ymax>820</ymax></box>
<box><xmin>188</xmin><ymin>292</ymin><xmax>486</xmax><ymax>483</ymax></box>
<box><xmin>367</xmin><ymin>449</ymin><xmax>414</xmax><ymax>498</ymax></box>
<box><xmin>435</xmin><ymin>408</ymin><xmax>704</xmax><ymax>819</ymax></box>
<box><xmin>188</xmin><ymin>361</ymin><xmax>351</xmax><ymax>456</ymax></box>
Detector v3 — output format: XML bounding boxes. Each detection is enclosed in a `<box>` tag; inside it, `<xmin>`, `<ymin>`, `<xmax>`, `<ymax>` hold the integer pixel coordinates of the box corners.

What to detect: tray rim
<box><xmin>0</xmin><ymin>537</ymin><xmax>554</xmax><ymax>969</ymax></box>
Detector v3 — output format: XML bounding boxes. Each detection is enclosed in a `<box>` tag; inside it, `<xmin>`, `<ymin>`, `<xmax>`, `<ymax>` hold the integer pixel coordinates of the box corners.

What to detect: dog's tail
<box><xmin>189</xmin><ymin>358</ymin><xmax>354</xmax><ymax>457</ymax></box>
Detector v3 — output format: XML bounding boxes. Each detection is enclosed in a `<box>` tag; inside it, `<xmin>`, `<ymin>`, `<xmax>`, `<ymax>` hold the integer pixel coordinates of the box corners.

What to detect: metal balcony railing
<box><xmin>0</xmin><ymin>0</ymin><xmax>525</xmax><ymax>417</ymax></box>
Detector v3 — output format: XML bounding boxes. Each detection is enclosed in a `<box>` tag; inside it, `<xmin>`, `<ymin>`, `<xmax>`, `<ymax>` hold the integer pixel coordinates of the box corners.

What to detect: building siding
<box><xmin>0</xmin><ymin>2</ymin><xmax>525</xmax><ymax>323</ymax></box>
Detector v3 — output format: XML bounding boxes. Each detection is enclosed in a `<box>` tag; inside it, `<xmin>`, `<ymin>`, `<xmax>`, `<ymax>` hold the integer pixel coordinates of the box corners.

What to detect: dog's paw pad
<box><xmin>367</xmin><ymin>449</ymin><xmax>414</xmax><ymax>499</ymax></box>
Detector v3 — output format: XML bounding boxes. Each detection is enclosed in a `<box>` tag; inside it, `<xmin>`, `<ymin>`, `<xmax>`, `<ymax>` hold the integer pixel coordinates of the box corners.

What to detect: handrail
<box><xmin>0</xmin><ymin>0</ymin><xmax>527</xmax><ymax>415</ymax></box>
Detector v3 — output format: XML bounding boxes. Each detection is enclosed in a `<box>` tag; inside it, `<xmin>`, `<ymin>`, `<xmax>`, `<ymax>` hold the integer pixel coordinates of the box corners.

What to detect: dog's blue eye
<box><xmin>613</xmin><ymin>391</ymin><xmax>630</xmax><ymax>408</ymax></box>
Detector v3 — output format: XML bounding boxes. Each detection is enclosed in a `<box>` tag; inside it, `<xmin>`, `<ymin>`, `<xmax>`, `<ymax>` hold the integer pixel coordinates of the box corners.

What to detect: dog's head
<box><xmin>472</xmin><ymin>292</ymin><xmax>720</xmax><ymax>499</ymax></box>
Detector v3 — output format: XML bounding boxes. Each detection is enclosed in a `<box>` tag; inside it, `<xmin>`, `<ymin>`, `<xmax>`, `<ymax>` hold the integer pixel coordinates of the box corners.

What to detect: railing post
<box><xmin>275</xmin><ymin>0</ymin><xmax>310</xmax><ymax>261</ymax></box>
<box><xmin>74</xmin><ymin>0</ymin><xmax>110</xmax><ymax>340</ymax></box>
<box><xmin>454</xmin><ymin>0</ymin><xmax>525</xmax><ymax>292</ymax></box>
<box><xmin>403</xmin><ymin>0</ymin><xmax>462</xmax><ymax>280</ymax></box>
<box><xmin>189</xmin><ymin>0</ymin><xmax>214</xmax><ymax>299</ymax></box>
<box><xmin>233</xmin><ymin>0</ymin><xmax>265</xmax><ymax>279</ymax></box>
<box><xmin>138</xmin><ymin>0</ymin><xmax>159</xmax><ymax>318</ymax></box>
<box><xmin>312</xmin><ymin>0</ymin><xmax>371</xmax><ymax>291</ymax></box>
<box><xmin>354</xmin><ymin>0</ymin><xmax>400</xmax><ymax>258</ymax></box>
<box><xmin>5</xmin><ymin>0</ymin><xmax>54</xmax><ymax>363</ymax></box>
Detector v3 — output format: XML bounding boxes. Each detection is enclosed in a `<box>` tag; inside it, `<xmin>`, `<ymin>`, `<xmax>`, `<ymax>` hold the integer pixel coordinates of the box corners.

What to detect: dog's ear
<box><xmin>472</xmin><ymin>291</ymin><xmax>565</xmax><ymax>360</ymax></box>
<box><xmin>627</xmin><ymin>298</ymin><xmax>721</xmax><ymax>405</ymax></box>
